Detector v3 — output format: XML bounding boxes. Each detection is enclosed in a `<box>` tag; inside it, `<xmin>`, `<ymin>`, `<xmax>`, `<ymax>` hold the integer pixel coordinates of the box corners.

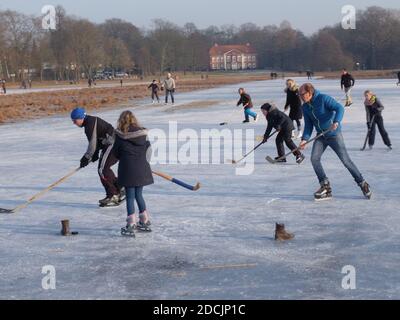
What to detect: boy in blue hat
<box><xmin>71</xmin><ymin>107</ymin><xmax>124</xmax><ymax>207</ymax></box>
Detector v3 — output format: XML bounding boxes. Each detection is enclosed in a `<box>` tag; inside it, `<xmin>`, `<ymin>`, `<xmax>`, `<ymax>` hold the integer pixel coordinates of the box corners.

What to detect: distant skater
<box><xmin>161</xmin><ymin>73</ymin><xmax>176</xmax><ymax>105</ymax></box>
<box><xmin>1</xmin><ymin>80</ymin><xmax>6</xmax><ymax>94</ymax></box>
<box><xmin>341</xmin><ymin>69</ymin><xmax>355</xmax><ymax>107</ymax></box>
<box><xmin>237</xmin><ymin>88</ymin><xmax>258</xmax><ymax>123</ymax></box>
<box><xmin>284</xmin><ymin>79</ymin><xmax>303</xmax><ymax>138</ymax></box>
<box><xmin>364</xmin><ymin>90</ymin><xmax>392</xmax><ymax>150</ymax></box>
<box><xmin>148</xmin><ymin>80</ymin><xmax>160</xmax><ymax>104</ymax></box>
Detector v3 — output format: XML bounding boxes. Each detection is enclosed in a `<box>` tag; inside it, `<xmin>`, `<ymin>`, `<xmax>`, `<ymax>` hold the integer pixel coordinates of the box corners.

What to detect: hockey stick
<box><xmin>0</xmin><ymin>167</ymin><xmax>81</xmax><ymax>214</ymax></box>
<box><xmin>360</xmin><ymin>115</ymin><xmax>376</xmax><ymax>151</ymax></box>
<box><xmin>152</xmin><ymin>171</ymin><xmax>201</xmax><ymax>191</ymax></box>
<box><xmin>228</xmin><ymin>130</ymin><xmax>277</xmax><ymax>164</ymax></box>
<box><xmin>266</xmin><ymin>129</ymin><xmax>331</xmax><ymax>164</ymax></box>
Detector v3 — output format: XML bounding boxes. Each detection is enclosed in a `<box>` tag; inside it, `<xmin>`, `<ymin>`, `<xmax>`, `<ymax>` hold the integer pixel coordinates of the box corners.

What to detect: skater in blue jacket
<box><xmin>298</xmin><ymin>83</ymin><xmax>372</xmax><ymax>201</ymax></box>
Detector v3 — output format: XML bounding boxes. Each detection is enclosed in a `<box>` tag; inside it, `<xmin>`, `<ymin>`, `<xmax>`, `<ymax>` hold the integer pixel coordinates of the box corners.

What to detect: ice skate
<box><xmin>314</xmin><ymin>182</ymin><xmax>332</xmax><ymax>201</ymax></box>
<box><xmin>137</xmin><ymin>211</ymin><xmax>152</xmax><ymax>232</ymax></box>
<box><xmin>296</xmin><ymin>153</ymin><xmax>305</xmax><ymax>164</ymax></box>
<box><xmin>99</xmin><ymin>195</ymin><xmax>121</xmax><ymax>207</ymax></box>
<box><xmin>359</xmin><ymin>181</ymin><xmax>372</xmax><ymax>200</ymax></box>
<box><xmin>121</xmin><ymin>215</ymin><xmax>136</xmax><ymax>237</ymax></box>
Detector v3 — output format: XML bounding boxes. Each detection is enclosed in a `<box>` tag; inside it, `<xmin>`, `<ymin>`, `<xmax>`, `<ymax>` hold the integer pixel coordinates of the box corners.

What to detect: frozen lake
<box><xmin>0</xmin><ymin>77</ymin><xmax>399</xmax><ymax>299</ymax></box>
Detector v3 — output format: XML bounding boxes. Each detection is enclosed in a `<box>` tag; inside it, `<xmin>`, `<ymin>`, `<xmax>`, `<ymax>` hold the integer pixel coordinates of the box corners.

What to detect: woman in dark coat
<box><xmin>113</xmin><ymin>111</ymin><xmax>154</xmax><ymax>235</ymax></box>
<box><xmin>364</xmin><ymin>90</ymin><xmax>392</xmax><ymax>150</ymax></box>
<box><xmin>284</xmin><ymin>79</ymin><xmax>303</xmax><ymax>138</ymax></box>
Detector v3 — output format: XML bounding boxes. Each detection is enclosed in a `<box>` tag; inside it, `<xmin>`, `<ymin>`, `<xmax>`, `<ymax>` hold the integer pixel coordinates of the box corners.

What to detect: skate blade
<box><xmin>136</xmin><ymin>227</ymin><xmax>152</xmax><ymax>233</ymax></box>
<box><xmin>0</xmin><ymin>208</ymin><xmax>14</xmax><ymax>214</ymax></box>
<box><xmin>121</xmin><ymin>229</ymin><xmax>136</xmax><ymax>237</ymax></box>
<box><xmin>314</xmin><ymin>197</ymin><xmax>333</xmax><ymax>202</ymax></box>
<box><xmin>99</xmin><ymin>203</ymin><xmax>122</xmax><ymax>208</ymax></box>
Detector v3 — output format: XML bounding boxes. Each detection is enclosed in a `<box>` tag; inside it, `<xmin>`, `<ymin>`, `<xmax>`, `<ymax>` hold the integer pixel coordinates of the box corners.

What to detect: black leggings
<box><xmin>368</xmin><ymin>114</ymin><xmax>391</xmax><ymax>147</ymax></box>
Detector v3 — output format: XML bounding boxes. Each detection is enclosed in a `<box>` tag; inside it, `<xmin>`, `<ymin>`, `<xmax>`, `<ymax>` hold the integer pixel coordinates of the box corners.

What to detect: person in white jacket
<box><xmin>161</xmin><ymin>73</ymin><xmax>176</xmax><ymax>105</ymax></box>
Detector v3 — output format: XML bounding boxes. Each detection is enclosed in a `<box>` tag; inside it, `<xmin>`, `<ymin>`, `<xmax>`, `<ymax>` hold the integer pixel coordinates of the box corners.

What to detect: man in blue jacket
<box><xmin>298</xmin><ymin>83</ymin><xmax>372</xmax><ymax>201</ymax></box>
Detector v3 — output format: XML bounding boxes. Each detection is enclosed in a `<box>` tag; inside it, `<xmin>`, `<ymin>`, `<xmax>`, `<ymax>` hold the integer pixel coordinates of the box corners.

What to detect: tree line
<box><xmin>0</xmin><ymin>5</ymin><xmax>399</xmax><ymax>81</ymax></box>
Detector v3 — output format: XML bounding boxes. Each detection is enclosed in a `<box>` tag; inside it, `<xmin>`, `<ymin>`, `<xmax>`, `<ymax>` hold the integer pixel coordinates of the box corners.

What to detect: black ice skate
<box><xmin>296</xmin><ymin>154</ymin><xmax>305</xmax><ymax>164</ymax></box>
<box><xmin>274</xmin><ymin>156</ymin><xmax>287</xmax><ymax>163</ymax></box>
<box><xmin>314</xmin><ymin>182</ymin><xmax>332</xmax><ymax>201</ymax></box>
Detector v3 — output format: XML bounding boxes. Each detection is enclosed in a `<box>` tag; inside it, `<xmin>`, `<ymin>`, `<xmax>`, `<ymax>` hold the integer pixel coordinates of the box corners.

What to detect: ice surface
<box><xmin>0</xmin><ymin>77</ymin><xmax>399</xmax><ymax>299</ymax></box>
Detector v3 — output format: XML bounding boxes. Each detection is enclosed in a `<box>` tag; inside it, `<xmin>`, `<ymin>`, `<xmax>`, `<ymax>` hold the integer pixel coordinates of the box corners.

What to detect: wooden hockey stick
<box><xmin>0</xmin><ymin>167</ymin><xmax>81</xmax><ymax>214</ymax></box>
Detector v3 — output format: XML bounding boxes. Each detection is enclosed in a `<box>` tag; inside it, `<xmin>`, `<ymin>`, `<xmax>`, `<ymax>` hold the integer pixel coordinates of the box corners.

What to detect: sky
<box><xmin>1</xmin><ymin>0</ymin><xmax>399</xmax><ymax>35</ymax></box>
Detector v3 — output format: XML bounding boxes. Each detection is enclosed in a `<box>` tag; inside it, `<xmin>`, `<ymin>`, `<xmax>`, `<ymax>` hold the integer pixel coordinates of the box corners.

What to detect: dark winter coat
<box><xmin>397</xmin><ymin>72</ymin><xmax>400</xmax><ymax>81</ymax></box>
<box><xmin>364</xmin><ymin>95</ymin><xmax>384</xmax><ymax>123</ymax></box>
<box><xmin>82</xmin><ymin>115</ymin><xmax>115</xmax><ymax>160</ymax></box>
<box><xmin>341</xmin><ymin>73</ymin><xmax>355</xmax><ymax>89</ymax></box>
<box><xmin>263</xmin><ymin>104</ymin><xmax>294</xmax><ymax>138</ymax></box>
<box><xmin>112</xmin><ymin>126</ymin><xmax>154</xmax><ymax>188</ymax></box>
<box><xmin>148</xmin><ymin>83</ymin><xmax>159</xmax><ymax>93</ymax></box>
<box><xmin>284</xmin><ymin>88</ymin><xmax>303</xmax><ymax>120</ymax></box>
<box><xmin>237</xmin><ymin>93</ymin><xmax>253</xmax><ymax>109</ymax></box>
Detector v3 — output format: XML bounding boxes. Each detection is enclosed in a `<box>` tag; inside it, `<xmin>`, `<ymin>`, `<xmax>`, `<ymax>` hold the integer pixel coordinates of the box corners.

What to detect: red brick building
<box><xmin>209</xmin><ymin>43</ymin><xmax>257</xmax><ymax>71</ymax></box>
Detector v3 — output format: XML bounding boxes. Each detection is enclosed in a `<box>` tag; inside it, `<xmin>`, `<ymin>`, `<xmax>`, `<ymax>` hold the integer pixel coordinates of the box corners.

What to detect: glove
<box><xmin>262</xmin><ymin>135</ymin><xmax>269</xmax><ymax>143</ymax></box>
<box><xmin>80</xmin><ymin>156</ymin><xmax>90</xmax><ymax>168</ymax></box>
<box><xmin>91</xmin><ymin>152</ymin><xmax>99</xmax><ymax>163</ymax></box>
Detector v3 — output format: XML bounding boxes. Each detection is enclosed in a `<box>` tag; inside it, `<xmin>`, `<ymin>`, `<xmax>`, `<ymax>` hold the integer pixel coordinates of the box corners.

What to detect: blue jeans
<box><xmin>126</xmin><ymin>186</ymin><xmax>146</xmax><ymax>216</ymax></box>
<box><xmin>165</xmin><ymin>89</ymin><xmax>175</xmax><ymax>103</ymax></box>
<box><xmin>311</xmin><ymin>132</ymin><xmax>364</xmax><ymax>185</ymax></box>
<box><xmin>244</xmin><ymin>108</ymin><xmax>257</xmax><ymax>121</ymax></box>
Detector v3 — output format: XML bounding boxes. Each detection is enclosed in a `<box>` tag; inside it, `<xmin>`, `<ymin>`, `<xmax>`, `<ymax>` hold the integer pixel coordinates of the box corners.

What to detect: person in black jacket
<box><xmin>284</xmin><ymin>79</ymin><xmax>303</xmax><ymax>138</ymax></box>
<box><xmin>397</xmin><ymin>71</ymin><xmax>400</xmax><ymax>86</ymax></box>
<box><xmin>237</xmin><ymin>88</ymin><xmax>258</xmax><ymax>123</ymax></box>
<box><xmin>341</xmin><ymin>69</ymin><xmax>355</xmax><ymax>107</ymax></box>
<box><xmin>364</xmin><ymin>90</ymin><xmax>392</xmax><ymax>150</ymax></box>
<box><xmin>71</xmin><ymin>107</ymin><xmax>122</xmax><ymax>207</ymax></box>
<box><xmin>113</xmin><ymin>110</ymin><xmax>154</xmax><ymax>234</ymax></box>
<box><xmin>261</xmin><ymin>103</ymin><xmax>305</xmax><ymax>164</ymax></box>
<box><xmin>148</xmin><ymin>80</ymin><xmax>160</xmax><ymax>104</ymax></box>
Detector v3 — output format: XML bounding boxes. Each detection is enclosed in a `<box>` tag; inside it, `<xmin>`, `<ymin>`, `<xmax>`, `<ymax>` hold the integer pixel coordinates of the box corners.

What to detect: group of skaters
<box><xmin>147</xmin><ymin>73</ymin><xmax>176</xmax><ymax>105</ymax></box>
<box><xmin>67</xmin><ymin>69</ymin><xmax>394</xmax><ymax>235</ymax></box>
<box><xmin>234</xmin><ymin>70</ymin><xmax>393</xmax><ymax>201</ymax></box>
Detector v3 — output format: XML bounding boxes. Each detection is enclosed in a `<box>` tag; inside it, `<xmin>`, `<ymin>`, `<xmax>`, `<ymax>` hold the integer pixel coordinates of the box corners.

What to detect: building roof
<box><xmin>209</xmin><ymin>43</ymin><xmax>257</xmax><ymax>56</ymax></box>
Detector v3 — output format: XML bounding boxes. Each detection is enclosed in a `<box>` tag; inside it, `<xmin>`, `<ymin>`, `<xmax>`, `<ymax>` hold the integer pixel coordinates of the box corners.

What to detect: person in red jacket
<box><xmin>237</xmin><ymin>88</ymin><xmax>258</xmax><ymax>123</ymax></box>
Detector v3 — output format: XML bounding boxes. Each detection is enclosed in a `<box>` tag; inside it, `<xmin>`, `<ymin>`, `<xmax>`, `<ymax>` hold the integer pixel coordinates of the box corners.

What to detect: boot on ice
<box><xmin>274</xmin><ymin>223</ymin><xmax>294</xmax><ymax>241</ymax></box>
